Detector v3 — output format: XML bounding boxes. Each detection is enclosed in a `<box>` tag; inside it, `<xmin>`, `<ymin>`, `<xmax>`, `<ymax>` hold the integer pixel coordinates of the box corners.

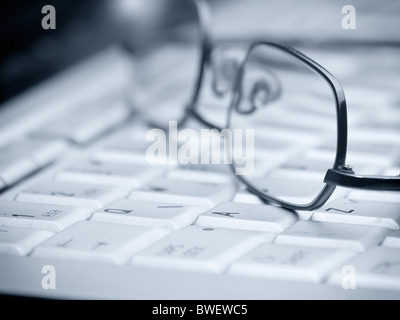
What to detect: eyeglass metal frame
<box><xmin>145</xmin><ymin>0</ymin><xmax>400</xmax><ymax>211</ymax></box>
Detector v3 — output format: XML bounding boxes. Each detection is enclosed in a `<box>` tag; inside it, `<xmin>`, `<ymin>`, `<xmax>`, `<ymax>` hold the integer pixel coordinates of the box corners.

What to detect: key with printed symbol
<box><xmin>130</xmin><ymin>226</ymin><xmax>273</xmax><ymax>273</ymax></box>
<box><xmin>16</xmin><ymin>181</ymin><xmax>129</xmax><ymax>210</ymax></box>
<box><xmin>0</xmin><ymin>226</ymin><xmax>54</xmax><ymax>256</ymax></box>
<box><xmin>0</xmin><ymin>201</ymin><xmax>92</xmax><ymax>232</ymax></box>
<box><xmin>275</xmin><ymin>221</ymin><xmax>390</xmax><ymax>252</ymax></box>
<box><xmin>32</xmin><ymin>221</ymin><xmax>169</xmax><ymax>265</ymax></box>
<box><xmin>55</xmin><ymin>160</ymin><xmax>164</xmax><ymax>188</ymax></box>
<box><xmin>382</xmin><ymin>230</ymin><xmax>400</xmax><ymax>248</ymax></box>
<box><xmin>328</xmin><ymin>246</ymin><xmax>400</xmax><ymax>291</ymax></box>
<box><xmin>129</xmin><ymin>178</ymin><xmax>235</xmax><ymax>208</ymax></box>
<box><xmin>91</xmin><ymin>199</ymin><xmax>204</xmax><ymax>230</ymax></box>
<box><xmin>228</xmin><ymin>244</ymin><xmax>355</xmax><ymax>283</ymax></box>
<box><xmin>195</xmin><ymin>202</ymin><xmax>296</xmax><ymax>232</ymax></box>
<box><xmin>312</xmin><ymin>199</ymin><xmax>400</xmax><ymax>230</ymax></box>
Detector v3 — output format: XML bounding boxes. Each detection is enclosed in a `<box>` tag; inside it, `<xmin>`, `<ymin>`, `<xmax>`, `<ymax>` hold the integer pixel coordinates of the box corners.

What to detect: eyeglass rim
<box><xmin>220</xmin><ymin>41</ymin><xmax>348</xmax><ymax>211</ymax></box>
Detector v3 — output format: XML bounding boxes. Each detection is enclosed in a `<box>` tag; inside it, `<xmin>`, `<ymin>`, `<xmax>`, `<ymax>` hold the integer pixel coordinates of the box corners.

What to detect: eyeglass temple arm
<box><xmin>324</xmin><ymin>168</ymin><xmax>400</xmax><ymax>191</ymax></box>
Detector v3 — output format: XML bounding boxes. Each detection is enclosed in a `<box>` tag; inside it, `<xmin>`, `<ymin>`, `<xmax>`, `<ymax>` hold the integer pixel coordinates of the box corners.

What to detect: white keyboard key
<box><xmin>312</xmin><ymin>199</ymin><xmax>400</xmax><ymax>230</ymax></box>
<box><xmin>275</xmin><ymin>221</ymin><xmax>390</xmax><ymax>252</ymax></box>
<box><xmin>131</xmin><ymin>226</ymin><xmax>272</xmax><ymax>273</ymax></box>
<box><xmin>348</xmin><ymin>190</ymin><xmax>400</xmax><ymax>203</ymax></box>
<box><xmin>0</xmin><ymin>154</ymin><xmax>37</xmax><ymax>185</ymax></box>
<box><xmin>232</xmin><ymin>190</ymin><xmax>264</xmax><ymax>205</ymax></box>
<box><xmin>229</xmin><ymin>244</ymin><xmax>355</xmax><ymax>283</ymax></box>
<box><xmin>32</xmin><ymin>221</ymin><xmax>168</xmax><ymax>265</ymax></box>
<box><xmin>32</xmin><ymin>97</ymin><xmax>129</xmax><ymax>144</ymax></box>
<box><xmin>56</xmin><ymin>160</ymin><xmax>164</xmax><ymax>188</ymax></box>
<box><xmin>382</xmin><ymin>230</ymin><xmax>400</xmax><ymax>248</ymax></box>
<box><xmin>16</xmin><ymin>181</ymin><xmax>128</xmax><ymax>210</ymax></box>
<box><xmin>0</xmin><ymin>226</ymin><xmax>54</xmax><ymax>256</ymax></box>
<box><xmin>0</xmin><ymin>138</ymin><xmax>69</xmax><ymax>167</ymax></box>
<box><xmin>195</xmin><ymin>202</ymin><xmax>296</xmax><ymax>232</ymax></box>
<box><xmin>0</xmin><ymin>201</ymin><xmax>92</xmax><ymax>232</ymax></box>
<box><xmin>93</xmin><ymin>140</ymin><xmax>149</xmax><ymax>164</ymax></box>
<box><xmin>91</xmin><ymin>199</ymin><xmax>204</xmax><ymax>230</ymax></box>
<box><xmin>167</xmin><ymin>168</ymin><xmax>232</xmax><ymax>184</ymax></box>
<box><xmin>328</xmin><ymin>246</ymin><xmax>400</xmax><ymax>291</ymax></box>
<box><xmin>129</xmin><ymin>178</ymin><xmax>235</xmax><ymax>208</ymax></box>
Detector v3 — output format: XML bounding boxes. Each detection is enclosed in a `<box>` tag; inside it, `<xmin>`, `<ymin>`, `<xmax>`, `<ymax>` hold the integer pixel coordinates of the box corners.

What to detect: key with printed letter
<box><xmin>129</xmin><ymin>178</ymin><xmax>235</xmax><ymax>208</ymax></box>
<box><xmin>275</xmin><ymin>221</ymin><xmax>390</xmax><ymax>252</ymax></box>
<box><xmin>195</xmin><ymin>202</ymin><xmax>297</xmax><ymax>232</ymax></box>
<box><xmin>91</xmin><ymin>199</ymin><xmax>204</xmax><ymax>230</ymax></box>
<box><xmin>229</xmin><ymin>244</ymin><xmax>355</xmax><ymax>283</ymax></box>
<box><xmin>0</xmin><ymin>226</ymin><xmax>54</xmax><ymax>256</ymax></box>
<box><xmin>312</xmin><ymin>198</ymin><xmax>400</xmax><ymax>230</ymax></box>
<box><xmin>328</xmin><ymin>246</ymin><xmax>400</xmax><ymax>291</ymax></box>
<box><xmin>32</xmin><ymin>220</ymin><xmax>169</xmax><ymax>265</ymax></box>
<box><xmin>0</xmin><ymin>201</ymin><xmax>92</xmax><ymax>232</ymax></box>
<box><xmin>16</xmin><ymin>181</ymin><xmax>129</xmax><ymax>210</ymax></box>
<box><xmin>131</xmin><ymin>226</ymin><xmax>273</xmax><ymax>273</ymax></box>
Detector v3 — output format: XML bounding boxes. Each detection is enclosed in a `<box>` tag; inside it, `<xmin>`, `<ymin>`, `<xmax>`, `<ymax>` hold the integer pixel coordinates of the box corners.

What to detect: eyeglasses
<box><xmin>127</xmin><ymin>0</ymin><xmax>400</xmax><ymax>211</ymax></box>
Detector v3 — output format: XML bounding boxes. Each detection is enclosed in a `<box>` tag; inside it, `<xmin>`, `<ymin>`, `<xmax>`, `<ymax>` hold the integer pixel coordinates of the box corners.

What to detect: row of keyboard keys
<box><xmin>92</xmin><ymin>199</ymin><xmax>204</xmax><ymax>230</ymax></box>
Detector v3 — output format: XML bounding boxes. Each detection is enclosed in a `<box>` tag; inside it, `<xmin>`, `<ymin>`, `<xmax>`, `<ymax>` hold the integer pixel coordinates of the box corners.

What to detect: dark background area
<box><xmin>0</xmin><ymin>0</ymin><xmax>123</xmax><ymax>103</ymax></box>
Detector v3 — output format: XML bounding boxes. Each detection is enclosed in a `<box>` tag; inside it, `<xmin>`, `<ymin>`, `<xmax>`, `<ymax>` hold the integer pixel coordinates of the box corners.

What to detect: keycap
<box><xmin>275</xmin><ymin>221</ymin><xmax>390</xmax><ymax>252</ymax></box>
<box><xmin>328</xmin><ymin>246</ymin><xmax>400</xmax><ymax>291</ymax></box>
<box><xmin>32</xmin><ymin>221</ymin><xmax>169</xmax><ymax>265</ymax></box>
<box><xmin>312</xmin><ymin>199</ymin><xmax>400</xmax><ymax>230</ymax></box>
<box><xmin>167</xmin><ymin>168</ymin><xmax>233</xmax><ymax>184</ymax></box>
<box><xmin>129</xmin><ymin>178</ymin><xmax>235</xmax><ymax>208</ymax></box>
<box><xmin>93</xmin><ymin>136</ymin><xmax>150</xmax><ymax>164</ymax></box>
<box><xmin>0</xmin><ymin>154</ymin><xmax>37</xmax><ymax>185</ymax></box>
<box><xmin>382</xmin><ymin>230</ymin><xmax>400</xmax><ymax>248</ymax></box>
<box><xmin>55</xmin><ymin>160</ymin><xmax>164</xmax><ymax>188</ymax></box>
<box><xmin>0</xmin><ymin>201</ymin><xmax>92</xmax><ymax>232</ymax></box>
<box><xmin>131</xmin><ymin>226</ymin><xmax>272</xmax><ymax>273</ymax></box>
<box><xmin>0</xmin><ymin>138</ymin><xmax>69</xmax><ymax>167</ymax></box>
<box><xmin>348</xmin><ymin>190</ymin><xmax>400</xmax><ymax>203</ymax></box>
<box><xmin>32</xmin><ymin>97</ymin><xmax>130</xmax><ymax>144</ymax></box>
<box><xmin>91</xmin><ymin>199</ymin><xmax>204</xmax><ymax>230</ymax></box>
<box><xmin>195</xmin><ymin>202</ymin><xmax>296</xmax><ymax>232</ymax></box>
<box><xmin>228</xmin><ymin>244</ymin><xmax>355</xmax><ymax>283</ymax></box>
<box><xmin>0</xmin><ymin>226</ymin><xmax>54</xmax><ymax>256</ymax></box>
<box><xmin>16</xmin><ymin>181</ymin><xmax>128</xmax><ymax>210</ymax></box>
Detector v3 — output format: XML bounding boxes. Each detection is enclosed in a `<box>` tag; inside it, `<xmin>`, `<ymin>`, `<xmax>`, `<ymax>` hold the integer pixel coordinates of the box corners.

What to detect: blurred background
<box><xmin>1</xmin><ymin>0</ymin><xmax>399</xmax><ymax>104</ymax></box>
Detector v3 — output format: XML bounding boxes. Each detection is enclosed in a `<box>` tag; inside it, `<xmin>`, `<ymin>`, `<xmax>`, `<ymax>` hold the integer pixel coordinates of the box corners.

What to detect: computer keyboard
<box><xmin>0</xmin><ymin>45</ymin><xmax>399</xmax><ymax>300</ymax></box>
